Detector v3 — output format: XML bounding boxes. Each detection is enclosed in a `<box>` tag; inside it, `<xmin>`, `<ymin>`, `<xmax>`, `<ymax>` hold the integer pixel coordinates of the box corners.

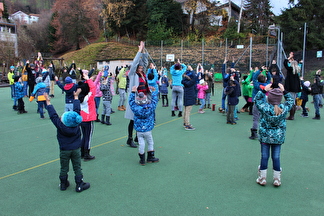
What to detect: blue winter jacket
<box><xmin>252</xmin><ymin>70</ymin><xmax>271</xmax><ymax>102</ymax></box>
<box><xmin>31</xmin><ymin>82</ymin><xmax>47</xmax><ymax>100</ymax></box>
<box><xmin>160</xmin><ymin>76</ymin><xmax>169</xmax><ymax>94</ymax></box>
<box><xmin>56</xmin><ymin>81</ymin><xmax>78</xmax><ymax>104</ymax></box>
<box><xmin>129</xmin><ymin>91</ymin><xmax>158</xmax><ymax>132</ymax></box>
<box><xmin>182</xmin><ymin>71</ymin><xmax>197</xmax><ymax>106</ymax></box>
<box><xmin>14</xmin><ymin>82</ymin><xmax>25</xmax><ymax>99</ymax></box>
<box><xmin>48</xmin><ymin>100</ymin><xmax>82</xmax><ymax>151</ymax></box>
<box><xmin>255</xmin><ymin>90</ymin><xmax>294</xmax><ymax>144</ymax></box>
<box><xmin>222</xmin><ymin>62</ymin><xmax>234</xmax><ymax>88</ymax></box>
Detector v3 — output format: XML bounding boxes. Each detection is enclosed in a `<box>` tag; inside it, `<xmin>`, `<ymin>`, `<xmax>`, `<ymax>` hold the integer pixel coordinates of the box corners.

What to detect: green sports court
<box><xmin>1</xmin><ymin>83</ymin><xmax>323</xmax><ymax>216</ymax></box>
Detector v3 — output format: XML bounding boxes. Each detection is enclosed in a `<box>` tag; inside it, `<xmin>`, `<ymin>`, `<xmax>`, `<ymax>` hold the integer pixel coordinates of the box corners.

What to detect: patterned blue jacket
<box><xmin>14</xmin><ymin>82</ymin><xmax>25</xmax><ymax>99</ymax></box>
<box><xmin>129</xmin><ymin>91</ymin><xmax>158</xmax><ymax>132</ymax></box>
<box><xmin>255</xmin><ymin>90</ymin><xmax>294</xmax><ymax>144</ymax></box>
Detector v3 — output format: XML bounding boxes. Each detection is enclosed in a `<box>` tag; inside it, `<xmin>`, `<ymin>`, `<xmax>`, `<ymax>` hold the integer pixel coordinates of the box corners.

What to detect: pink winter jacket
<box><xmin>94</xmin><ymin>71</ymin><xmax>103</xmax><ymax>97</ymax></box>
<box><xmin>197</xmin><ymin>84</ymin><xmax>208</xmax><ymax>99</ymax></box>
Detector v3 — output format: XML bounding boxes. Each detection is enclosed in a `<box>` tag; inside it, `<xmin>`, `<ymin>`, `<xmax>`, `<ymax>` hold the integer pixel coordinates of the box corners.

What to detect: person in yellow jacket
<box><xmin>116</xmin><ymin>65</ymin><xmax>128</xmax><ymax>111</ymax></box>
<box><xmin>8</xmin><ymin>66</ymin><xmax>15</xmax><ymax>99</ymax></box>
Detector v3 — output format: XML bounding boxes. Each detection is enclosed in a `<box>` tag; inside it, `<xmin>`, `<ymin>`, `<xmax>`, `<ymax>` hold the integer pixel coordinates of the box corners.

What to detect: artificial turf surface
<box><xmin>0</xmin><ymin>83</ymin><xmax>323</xmax><ymax>216</ymax></box>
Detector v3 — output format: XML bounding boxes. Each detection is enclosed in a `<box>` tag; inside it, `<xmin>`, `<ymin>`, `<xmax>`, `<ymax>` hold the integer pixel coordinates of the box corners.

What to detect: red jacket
<box><xmin>80</xmin><ymin>79</ymin><xmax>97</xmax><ymax>122</ymax></box>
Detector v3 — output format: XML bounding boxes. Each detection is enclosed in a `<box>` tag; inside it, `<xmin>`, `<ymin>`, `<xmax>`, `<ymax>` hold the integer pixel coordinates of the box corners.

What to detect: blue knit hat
<box><xmin>65</xmin><ymin>76</ymin><xmax>72</xmax><ymax>84</ymax></box>
<box><xmin>103</xmin><ymin>65</ymin><xmax>110</xmax><ymax>77</ymax></box>
<box><xmin>61</xmin><ymin>111</ymin><xmax>82</xmax><ymax>127</ymax></box>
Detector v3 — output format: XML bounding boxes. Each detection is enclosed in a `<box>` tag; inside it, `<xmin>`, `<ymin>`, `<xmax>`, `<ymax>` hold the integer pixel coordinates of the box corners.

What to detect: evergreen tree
<box><xmin>244</xmin><ymin>0</ymin><xmax>272</xmax><ymax>35</ymax></box>
<box><xmin>276</xmin><ymin>0</ymin><xmax>324</xmax><ymax>51</ymax></box>
<box><xmin>146</xmin><ymin>0</ymin><xmax>187</xmax><ymax>43</ymax></box>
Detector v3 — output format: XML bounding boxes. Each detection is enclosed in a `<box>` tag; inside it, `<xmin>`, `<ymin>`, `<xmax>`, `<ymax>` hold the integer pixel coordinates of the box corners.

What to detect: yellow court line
<box><xmin>0</xmin><ymin>114</ymin><xmax>191</xmax><ymax>180</ymax></box>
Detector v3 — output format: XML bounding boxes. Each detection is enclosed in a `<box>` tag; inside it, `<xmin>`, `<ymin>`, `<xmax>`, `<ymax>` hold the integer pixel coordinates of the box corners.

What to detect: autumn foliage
<box><xmin>51</xmin><ymin>0</ymin><xmax>101</xmax><ymax>53</ymax></box>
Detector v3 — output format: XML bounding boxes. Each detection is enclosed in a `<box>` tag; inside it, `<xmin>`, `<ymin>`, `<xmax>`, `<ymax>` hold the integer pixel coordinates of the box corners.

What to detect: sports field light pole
<box><xmin>249</xmin><ymin>37</ymin><xmax>252</xmax><ymax>70</ymax></box>
<box><xmin>302</xmin><ymin>23</ymin><xmax>307</xmax><ymax>77</ymax></box>
<box><xmin>160</xmin><ymin>40</ymin><xmax>163</xmax><ymax>68</ymax></box>
<box><xmin>268</xmin><ymin>24</ymin><xmax>281</xmax><ymax>70</ymax></box>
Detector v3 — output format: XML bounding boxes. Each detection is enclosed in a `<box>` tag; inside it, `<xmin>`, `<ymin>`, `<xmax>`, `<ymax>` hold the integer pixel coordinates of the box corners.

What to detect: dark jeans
<box><xmin>17</xmin><ymin>98</ymin><xmax>25</xmax><ymax>112</ymax></box>
<box><xmin>301</xmin><ymin>99</ymin><xmax>308</xmax><ymax>115</ymax></box>
<box><xmin>80</xmin><ymin>121</ymin><xmax>94</xmax><ymax>150</ymax></box>
<box><xmin>60</xmin><ymin>148</ymin><xmax>82</xmax><ymax>177</ymax></box>
<box><xmin>28</xmin><ymin>83</ymin><xmax>35</xmax><ymax>97</ymax></box>
<box><xmin>227</xmin><ymin>104</ymin><xmax>235</xmax><ymax>122</ymax></box>
<box><xmin>260</xmin><ymin>143</ymin><xmax>281</xmax><ymax>171</ymax></box>
<box><xmin>37</xmin><ymin>101</ymin><xmax>47</xmax><ymax>118</ymax></box>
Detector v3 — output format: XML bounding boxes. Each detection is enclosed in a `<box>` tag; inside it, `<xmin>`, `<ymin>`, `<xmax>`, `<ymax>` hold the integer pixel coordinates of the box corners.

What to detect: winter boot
<box><xmin>178</xmin><ymin>111</ymin><xmax>182</xmax><ymax>117</ymax></box>
<box><xmin>101</xmin><ymin>114</ymin><xmax>105</xmax><ymax>124</ymax></box>
<box><xmin>171</xmin><ymin>111</ymin><xmax>176</xmax><ymax>117</ymax></box>
<box><xmin>138</xmin><ymin>153</ymin><xmax>145</xmax><ymax>165</ymax></box>
<box><xmin>312</xmin><ymin>114</ymin><xmax>321</xmax><ymax>120</ymax></box>
<box><xmin>256</xmin><ymin>166</ymin><xmax>267</xmax><ymax>186</ymax></box>
<box><xmin>75</xmin><ymin>175</ymin><xmax>90</xmax><ymax>192</ymax></box>
<box><xmin>121</xmin><ymin>105</ymin><xmax>126</xmax><ymax>111</ymax></box>
<box><xmin>249</xmin><ymin>128</ymin><xmax>258</xmax><ymax>139</ymax></box>
<box><xmin>83</xmin><ymin>149</ymin><xmax>95</xmax><ymax>161</ymax></box>
<box><xmin>95</xmin><ymin>114</ymin><xmax>101</xmax><ymax>122</ymax></box>
<box><xmin>207</xmin><ymin>104</ymin><xmax>211</xmax><ymax>109</ymax></box>
<box><xmin>273</xmin><ymin>169</ymin><xmax>282</xmax><ymax>187</ymax></box>
<box><xmin>59</xmin><ymin>175</ymin><xmax>70</xmax><ymax>191</ymax></box>
<box><xmin>127</xmin><ymin>137</ymin><xmax>137</xmax><ymax>148</ymax></box>
<box><xmin>286</xmin><ymin>105</ymin><xmax>296</xmax><ymax>120</ymax></box>
<box><xmin>147</xmin><ymin>151</ymin><xmax>159</xmax><ymax>163</ymax></box>
<box><xmin>105</xmin><ymin>116</ymin><xmax>112</xmax><ymax>125</ymax></box>
<box><xmin>118</xmin><ymin>106</ymin><xmax>123</xmax><ymax>111</ymax></box>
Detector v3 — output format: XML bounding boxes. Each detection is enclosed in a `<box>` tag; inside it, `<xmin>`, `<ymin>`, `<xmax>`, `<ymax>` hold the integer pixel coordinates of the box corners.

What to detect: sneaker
<box><xmin>184</xmin><ymin>123</ymin><xmax>193</xmax><ymax>128</ymax></box>
<box><xmin>227</xmin><ymin>121</ymin><xmax>236</xmax><ymax>125</ymax></box>
<box><xmin>300</xmin><ymin>114</ymin><xmax>308</xmax><ymax>117</ymax></box>
<box><xmin>185</xmin><ymin>125</ymin><xmax>195</xmax><ymax>131</ymax></box>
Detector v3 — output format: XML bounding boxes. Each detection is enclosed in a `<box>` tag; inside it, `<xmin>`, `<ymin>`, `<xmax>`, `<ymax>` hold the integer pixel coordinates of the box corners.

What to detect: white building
<box><xmin>0</xmin><ymin>22</ymin><xmax>18</xmax><ymax>57</ymax></box>
<box><xmin>96</xmin><ymin>59</ymin><xmax>133</xmax><ymax>74</ymax></box>
<box><xmin>9</xmin><ymin>11</ymin><xmax>39</xmax><ymax>25</ymax></box>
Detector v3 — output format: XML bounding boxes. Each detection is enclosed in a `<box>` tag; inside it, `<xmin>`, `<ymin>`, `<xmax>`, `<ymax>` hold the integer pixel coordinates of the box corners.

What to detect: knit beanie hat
<box><xmin>135</xmin><ymin>92</ymin><xmax>150</xmax><ymax>105</ymax></box>
<box><xmin>304</xmin><ymin>81</ymin><xmax>310</xmax><ymax>87</ymax></box>
<box><xmin>199</xmin><ymin>79</ymin><xmax>205</xmax><ymax>85</ymax></box>
<box><xmin>61</xmin><ymin>111</ymin><xmax>82</xmax><ymax>127</ymax></box>
<box><xmin>103</xmin><ymin>65</ymin><xmax>110</xmax><ymax>77</ymax></box>
<box><xmin>36</xmin><ymin>77</ymin><xmax>43</xmax><ymax>84</ymax></box>
<box><xmin>268</xmin><ymin>88</ymin><xmax>283</xmax><ymax>105</ymax></box>
<box><xmin>65</xmin><ymin>77</ymin><xmax>72</xmax><ymax>84</ymax></box>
